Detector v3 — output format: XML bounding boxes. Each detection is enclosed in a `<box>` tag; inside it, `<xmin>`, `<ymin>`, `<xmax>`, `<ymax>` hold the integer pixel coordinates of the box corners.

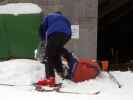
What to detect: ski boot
<box><xmin>35</xmin><ymin>77</ymin><xmax>61</xmax><ymax>91</ymax></box>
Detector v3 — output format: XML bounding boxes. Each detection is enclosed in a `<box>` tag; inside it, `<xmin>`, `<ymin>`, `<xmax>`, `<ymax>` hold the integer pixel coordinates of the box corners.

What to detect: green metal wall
<box><xmin>0</xmin><ymin>14</ymin><xmax>42</xmax><ymax>59</ymax></box>
<box><xmin>0</xmin><ymin>15</ymin><xmax>9</xmax><ymax>58</ymax></box>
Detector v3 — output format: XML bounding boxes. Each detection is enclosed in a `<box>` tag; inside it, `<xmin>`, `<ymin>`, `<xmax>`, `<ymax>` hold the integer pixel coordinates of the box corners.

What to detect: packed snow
<box><xmin>0</xmin><ymin>59</ymin><xmax>46</xmax><ymax>85</ymax></box>
<box><xmin>0</xmin><ymin>3</ymin><xmax>42</xmax><ymax>15</ymax></box>
<box><xmin>0</xmin><ymin>59</ymin><xmax>133</xmax><ymax>100</ymax></box>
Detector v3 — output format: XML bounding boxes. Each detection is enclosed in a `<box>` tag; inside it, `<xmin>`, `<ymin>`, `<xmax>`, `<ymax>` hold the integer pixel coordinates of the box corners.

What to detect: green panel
<box><xmin>5</xmin><ymin>14</ymin><xmax>42</xmax><ymax>58</ymax></box>
<box><xmin>0</xmin><ymin>15</ymin><xmax>9</xmax><ymax>58</ymax></box>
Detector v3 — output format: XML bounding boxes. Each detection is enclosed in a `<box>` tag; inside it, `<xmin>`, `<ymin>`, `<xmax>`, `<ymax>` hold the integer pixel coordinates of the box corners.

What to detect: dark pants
<box><xmin>44</xmin><ymin>32</ymin><xmax>71</xmax><ymax>78</ymax></box>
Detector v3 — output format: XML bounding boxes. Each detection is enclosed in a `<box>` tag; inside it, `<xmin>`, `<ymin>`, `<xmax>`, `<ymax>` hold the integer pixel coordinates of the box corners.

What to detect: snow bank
<box><xmin>0</xmin><ymin>3</ymin><xmax>42</xmax><ymax>15</ymax></box>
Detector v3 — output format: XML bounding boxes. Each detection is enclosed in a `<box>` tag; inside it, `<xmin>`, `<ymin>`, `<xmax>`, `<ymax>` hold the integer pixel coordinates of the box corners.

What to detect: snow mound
<box><xmin>0</xmin><ymin>59</ymin><xmax>45</xmax><ymax>85</ymax></box>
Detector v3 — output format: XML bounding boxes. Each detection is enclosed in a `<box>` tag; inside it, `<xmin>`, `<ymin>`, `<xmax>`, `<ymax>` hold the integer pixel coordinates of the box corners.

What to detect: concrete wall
<box><xmin>0</xmin><ymin>0</ymin><xmax>98</xmax><ymax>59</ymax></box>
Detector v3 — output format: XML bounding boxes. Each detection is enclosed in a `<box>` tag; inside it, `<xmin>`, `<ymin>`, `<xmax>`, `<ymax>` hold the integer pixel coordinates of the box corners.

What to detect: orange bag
<box><xmin>72</xmin><ymin>59</ymin><xmax>100</xmax><ymax>82</ymax></box>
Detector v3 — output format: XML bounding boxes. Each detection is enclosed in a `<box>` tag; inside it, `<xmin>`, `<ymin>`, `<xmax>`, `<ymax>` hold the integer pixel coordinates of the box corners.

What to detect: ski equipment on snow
<box><xmin>108</xmin><ymin>72</ymin><xmax>122</xmax><ymax>88</ymax></box>
<box><xmin>99</xmin><ymin>60</ymin><xmax>122</xmax><ymax>88</ymax></box>
<box><xmin>33</xmin><ymin>82</ymin><xmax>100</xmax><ymax>95</ymax></box>
<box><xmin>34</xmin><ymin>83</ymin><xmax>62</xmax><ymax>92</ymax></box>
<box><xmin>56</xmin><ymin>89</ymin><xmax>100</xmax><ymax>95</ymax></box>
<box><xmin>0</xmin><ymin>82</ymin><xmax>101</xmax><ymax>95</ymax></box>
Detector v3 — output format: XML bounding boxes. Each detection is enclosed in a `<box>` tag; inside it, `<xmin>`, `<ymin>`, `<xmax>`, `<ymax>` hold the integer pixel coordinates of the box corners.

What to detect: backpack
<box><xmin>72</xmin><ymin>58</ymin><xmax>100</xmax><ymax>82</ymax></box>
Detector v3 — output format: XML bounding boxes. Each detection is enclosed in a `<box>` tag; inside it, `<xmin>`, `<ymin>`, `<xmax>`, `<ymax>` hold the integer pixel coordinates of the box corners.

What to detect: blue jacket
<box><xmin>39</xmin><ymin>12</ymin><xmax>72</xmax><ymax>41</ymax></box>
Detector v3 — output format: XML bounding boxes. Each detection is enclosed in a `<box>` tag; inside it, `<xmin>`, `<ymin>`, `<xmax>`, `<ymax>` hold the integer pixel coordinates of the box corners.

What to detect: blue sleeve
<box><xmin>39</xmin><ymin>16</ymin><xmax>48</xmax><ymax>41</ymax></box>
<box><xmin>64</xmin><ymin>17</ymin><xmax>72</xmax><ymax>34</ymax></box>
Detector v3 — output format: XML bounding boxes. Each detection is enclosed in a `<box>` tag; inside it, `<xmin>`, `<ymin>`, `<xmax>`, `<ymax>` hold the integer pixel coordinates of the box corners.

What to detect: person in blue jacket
<box><xmin>37</xmin><ymin>12</ymin><xmax>78</xmax><ymax>86</ymax></box>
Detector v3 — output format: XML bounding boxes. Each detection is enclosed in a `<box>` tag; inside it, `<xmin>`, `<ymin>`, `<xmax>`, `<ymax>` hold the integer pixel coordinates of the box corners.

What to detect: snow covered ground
<box><xmin>0</xmin><ymin>59</ymin><xmax>133</xmax><ymax>100</ymax></box>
